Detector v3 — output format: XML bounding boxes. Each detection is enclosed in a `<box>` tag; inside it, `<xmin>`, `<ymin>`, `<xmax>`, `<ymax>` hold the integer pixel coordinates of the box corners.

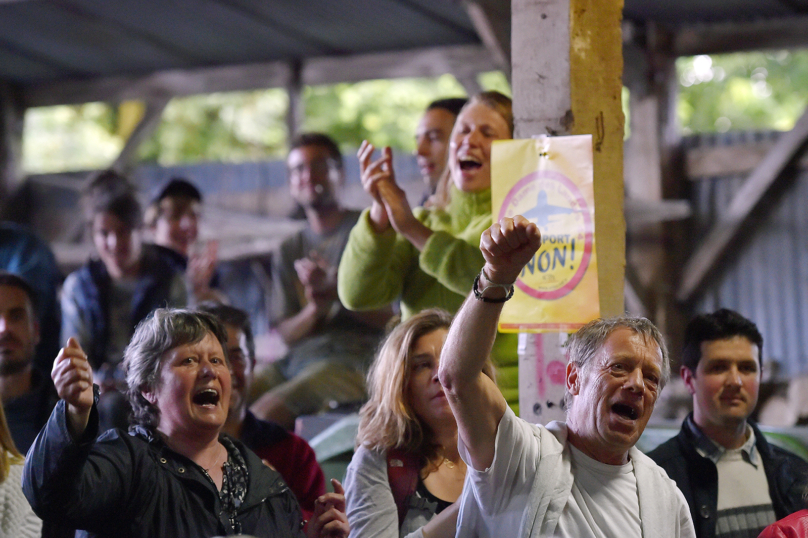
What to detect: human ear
<box><xmin>681</xmin><ymin>365</ymin><xmax>696</xmax><ymax>396</ymax></box>
<box><xmin>566</xmin><ymin>362</ymin><xmax>580</xmax><ymax>396</ymax></box>
<box><xmin>142</xmin><ymin>389</ymin><xmax>157</xmax><ymax>405</ymax></box>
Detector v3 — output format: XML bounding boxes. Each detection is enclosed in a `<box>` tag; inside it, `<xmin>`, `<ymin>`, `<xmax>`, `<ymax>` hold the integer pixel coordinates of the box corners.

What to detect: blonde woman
<box><xmin>337</xmin><ymin>91</ymin><xmax>520</xmax><ymax>412</ymax></box>
<box><xmin>0</xmin><ymin>402</ymin><xmax>40</xmax><ymax>537</ymax></box>
<box><xmin>343</xmin><ymin>309</ymin><xmax>494</xmax><ymax>538</ymax></box>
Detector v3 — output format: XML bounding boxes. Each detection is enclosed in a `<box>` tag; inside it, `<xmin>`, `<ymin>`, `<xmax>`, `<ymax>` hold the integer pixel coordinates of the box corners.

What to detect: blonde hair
<box><xmin>0</xmin><ymin>402</ymin><xmax>23</xmax><ymax>484</ymax></box>
<box><xmin>357</xmin><ymin>309</ymin><xmax>494</xmax><ymax>464</ymax></box>
<box><xmin>428</xmin><ymin>91</ymin><xmax>514</xmax><ymax>210</ymax></box>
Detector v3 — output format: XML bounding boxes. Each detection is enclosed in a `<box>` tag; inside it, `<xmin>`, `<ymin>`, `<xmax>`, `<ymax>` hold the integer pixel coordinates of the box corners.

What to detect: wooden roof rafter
<box><xmin>676</xmin><ymin>107</ymin><xmax>808</xmax><ymax>303</ymax></box>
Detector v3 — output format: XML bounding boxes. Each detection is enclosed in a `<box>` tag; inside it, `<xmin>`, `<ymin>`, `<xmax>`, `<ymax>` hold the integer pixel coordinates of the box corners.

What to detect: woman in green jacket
<box><xmin>337</xmin><ymin>91</ymin><xmax>521</xmax><ymax>411</ymax></box>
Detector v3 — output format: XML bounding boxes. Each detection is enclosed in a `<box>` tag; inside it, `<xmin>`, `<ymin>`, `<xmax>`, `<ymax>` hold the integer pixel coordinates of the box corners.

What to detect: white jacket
<box><xmin>456</xmin><ymin>407</ymin><xmax>696</xmax><ymax>538</ymax></box>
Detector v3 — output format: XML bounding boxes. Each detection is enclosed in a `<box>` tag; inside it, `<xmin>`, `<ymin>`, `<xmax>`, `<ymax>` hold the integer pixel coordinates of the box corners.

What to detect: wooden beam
<box><xmin>286</xmin><ymin>59</ymin><xmax>303</xmax><ymax>139</ymax></box>
<box><xmin>570</xmin><ymin>0</ymin><xmax>626</xmax><ymax>318</ymax></box>
<box><xmin>301</xmin><ymin>44</ymin><xmax>497</xmax><ymax>86</ymax></box>
<box><xmin>24</xmin><ymin>45</ymin><xmax>497</xmax><ymax>108</ymax></box>
<box><xmin>512</xmin><ymin>0</ymin><xmax>570</xmax><ymax>138</ymax></box>
<box><xmin>624</xmin><ymin>91</ymin><xmax>662</xmax><ymax>201</ymax></box>
<box><xmin>24</xmin><ymin>61</ymin><xmax>292</xmax><ymax>108</ymax></box>
<box><xmin>625</xmin><ymin>198</ymin><xmax>691</xmax><ymax>225</ymax></box>
<box><xmin>111</xmin><ymin>97</ymin><xmax>169</xmax><ymax>174</ymax></box>
<box><xmin>0</xmin><ymin>81</ymin><xmax>24</xmax><ymax>209</ymax></box>
<box><xmin>624</xmin><ymin>263</ymin><xmax>651</xmax><ymax>318</ymax></box>
<box><xmin>686</xmin><ymin>140</ymin><xmax>808</xmax><ymax>179</ymax></box>
<box><xmin>513</xmin><ymin>0</ymin><xmax>624</xmax><ymax>316</ymax></box>
<box><xmin>674</xmin><ymin>16</ymin><xmax>808</xmax><ymax>56</ymax></box>
<box><xmin>463</xmin><ymin>0</ymin><xmax>511</xmax><ymax>75</ymax></box>
<box><xmin>454</xmin><ymin>73</ymin><xmax>483</xmax><ymax>96</ymax></box>
<box><xmin>677</xmin><ymin>107</ymin><xmax>808</xmax><ymax>303</ymax></box>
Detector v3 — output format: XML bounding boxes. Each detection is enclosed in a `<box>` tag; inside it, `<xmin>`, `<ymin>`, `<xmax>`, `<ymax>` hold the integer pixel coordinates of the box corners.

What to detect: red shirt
<box><xmin>239</xmin><ymin>411</ymin><xmax>326</xmax><ymax>522</ymax></box>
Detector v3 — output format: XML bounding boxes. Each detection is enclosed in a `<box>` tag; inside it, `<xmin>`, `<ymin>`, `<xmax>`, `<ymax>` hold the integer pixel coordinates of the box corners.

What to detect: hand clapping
<box><xmin>357</xmin><ymin>141</ymin><xmax>415</xmax><ymax>236</ymax></box>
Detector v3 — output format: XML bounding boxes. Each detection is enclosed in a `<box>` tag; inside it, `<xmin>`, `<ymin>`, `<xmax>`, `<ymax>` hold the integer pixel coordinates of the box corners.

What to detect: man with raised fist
<box><xmin>438</xmin><ymin>215</ymin><xmax>695</xmax><ymax>538</ymax></box>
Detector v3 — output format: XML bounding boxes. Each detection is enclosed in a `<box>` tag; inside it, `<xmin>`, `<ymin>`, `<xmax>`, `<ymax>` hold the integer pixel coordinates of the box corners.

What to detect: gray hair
<box><xmin>123</xmin><ymin>308</ymin><xmax>229</xmax><ymax>429</ymax></box>
<box><xmin>564</xmin><ymin>316</ymin><xmax>670</xmax><ymax>410</ymax></box>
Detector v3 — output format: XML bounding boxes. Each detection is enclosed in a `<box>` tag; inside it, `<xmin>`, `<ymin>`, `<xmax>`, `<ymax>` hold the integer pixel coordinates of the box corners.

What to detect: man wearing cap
<box><xmin>146</xmin><ymin>177</ymin><xmax>220</xmax><ymax>303</ymax></box>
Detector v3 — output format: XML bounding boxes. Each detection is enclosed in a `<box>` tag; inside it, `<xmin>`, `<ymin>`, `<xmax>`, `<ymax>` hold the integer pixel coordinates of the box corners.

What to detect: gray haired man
<box><xmin>438</xmin><ymin>215</ymin><xmax>696</xmax><ymax>537</ymax></box>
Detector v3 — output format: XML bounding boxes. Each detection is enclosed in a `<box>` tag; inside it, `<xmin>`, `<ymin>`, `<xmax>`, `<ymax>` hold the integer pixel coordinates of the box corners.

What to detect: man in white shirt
<box><xmin>438</xmin><ymin>215</ymin><xmax>696</xmax><ymax>537</ymax></box>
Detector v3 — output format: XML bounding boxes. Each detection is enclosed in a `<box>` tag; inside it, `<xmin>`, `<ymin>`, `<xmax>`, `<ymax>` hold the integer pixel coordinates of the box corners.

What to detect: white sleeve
<box><xmin>458</xmin><ymin>407</ymin><xmax>542</xmax><ymax>516</ymax></box>
<box><xmin>344</xmin><ymin>447</ymin><xmax>400</xmax><ymax>538</ymax></box>
<box><xmin>677</xmin><ymin>487</ymin><xmax>697</xmax><ymax>538</ymax></box>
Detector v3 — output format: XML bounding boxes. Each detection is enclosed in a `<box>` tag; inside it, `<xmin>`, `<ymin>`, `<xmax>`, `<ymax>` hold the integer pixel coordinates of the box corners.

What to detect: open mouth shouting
<box><xmin>458</xmin><ymin>156</ymin><xmax>482</xmax><ymax>172</ymax></box>
<box><xmin>193</xmin><ymin>387</ymin><xmax>220</xmax><ymax>408</ymax></box>
<box><xmin>611</xmin><ymin>401</ymin><xmax>641</xmax><ymax>422</ymax></box>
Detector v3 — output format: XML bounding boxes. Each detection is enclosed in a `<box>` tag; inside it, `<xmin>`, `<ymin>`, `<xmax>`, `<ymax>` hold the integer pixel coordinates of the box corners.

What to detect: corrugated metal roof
<box><xmin>0</xmin><ymin>0</ymin><xmax>480</xmax><ymax>87</ymax></box>
<box><xmin>690</xmin><ymin>131</ymin><xmax>808</xmax><ymax>377</ymax></box>
<box><xmin>2</xmin><ymin>0</ymin><xmax>808</xmax><ymax>89</ymax></box>
<box><xmin>623</xmin><ymin>0</ymin><xmax>805</xmax><ymax>26</ymax></box>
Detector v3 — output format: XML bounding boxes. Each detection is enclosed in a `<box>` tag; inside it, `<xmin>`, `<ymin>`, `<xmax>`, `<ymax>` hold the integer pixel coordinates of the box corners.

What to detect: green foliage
<box><xmin>678</xmin><ymin>49</ymin><xmax>808</xmax><ymax>134</ymax></box>
<box><xmin>22</xmin><ymin>103</ymin><xmax>122</xmax><ymax>174</ymax></box>
<box><xmin>302</xmin><ymin>73</ymin><xmax>468</xmax><ymax>152</ymax></box>
<box><xmin>20</xmin><ymin>50</ymin><xmax>808</xmax><ymax>175</ymax></box>
<box><xmin>19</xmin><ymin>72</ymin><xmax>508</xmax><ymax>172</ymax></box>
<box><xmin>138</xmin><ymin>89</ymin><xmax>289</xmax><ymax>164</ymax></box>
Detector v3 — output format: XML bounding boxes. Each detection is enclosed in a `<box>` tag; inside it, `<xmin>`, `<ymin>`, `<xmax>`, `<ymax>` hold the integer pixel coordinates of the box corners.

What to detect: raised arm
<box><xmin>51</xmin><ymin>337</ymin><xmax>95</xmax><ymax>438</ymax></box>
<box><xmin>438</xmin><ymin>216</ymin><xmax>541</xmax><ymax>471</ymax></box>
<box><xmin>24</xmin><ymin>339</ymin><xmax>134</xmax><ymax>528</ymax></box>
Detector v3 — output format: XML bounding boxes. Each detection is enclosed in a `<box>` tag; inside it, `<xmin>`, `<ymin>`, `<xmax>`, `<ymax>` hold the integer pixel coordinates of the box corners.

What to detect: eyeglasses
<box><xmin>288</xmin><ymin>158</ymin><xmax>339</xmax><ymax>178</ymax></box>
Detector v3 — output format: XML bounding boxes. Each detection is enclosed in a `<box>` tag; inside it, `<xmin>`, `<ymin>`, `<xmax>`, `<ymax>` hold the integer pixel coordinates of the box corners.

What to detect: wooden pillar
<box><xmin>0</xmin><ymin>82</ymin><xmax>24</xmax><ymax>213</ymax></box>
<box><xmin>623</xmin><ymin>41</ymin><xmax>662</xmax><ymax>319</ymax></box>
<box><xmin>111</xmin><ymin>97</ymin><xmax>170</xmax><ymax>175</ymax></box>
<box><xmin>649</xmin><ymin>25</ymin><xmax>689</xmax><ymax>356</ymax></box>
<box><xmin>512</xmin><ymin>0</ymin><xmax>625</xmax><ymax>315</ymax></box>
<box><xmin>286</xmin><ymin>59</ymin><xmax>304</xmax><ymax>140</ymax></box>
<box><xmin>512</xmin><ymin>0</ymin><xmax>624</xmax><ymax>422</ymax></box>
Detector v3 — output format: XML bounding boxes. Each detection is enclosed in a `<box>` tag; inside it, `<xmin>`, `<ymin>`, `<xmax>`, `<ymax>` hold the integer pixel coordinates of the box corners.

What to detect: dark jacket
<box><xmin>23</xmin><ymin>397</ymin><xmax>306</xmax><ymax>538</ymax></box>
<box><xmin>240</xmin><ymin>410</ymin><xmax>326</xmax><ymax>522</ymax></box>
<box><xmin>648</xmin><ymin>417</ymin><xmax>808</xmax><ymax>538</ymax></box>
<box><xmin>66</xmin><ymin>244</ymin><xmax>184</xmax><ymax>369</ymax></box>
<box><xmin>5</xmin><ymin>368</ymin><xmax>58</xmax><ymax>454</ymax></box>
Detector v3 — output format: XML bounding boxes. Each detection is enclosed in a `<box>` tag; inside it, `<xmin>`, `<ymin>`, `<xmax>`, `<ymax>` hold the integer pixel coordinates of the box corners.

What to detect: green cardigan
<box><xmin>337</xmin><ymin>186</ymin><xmax>520</xmax><ymax>411</ymax></box>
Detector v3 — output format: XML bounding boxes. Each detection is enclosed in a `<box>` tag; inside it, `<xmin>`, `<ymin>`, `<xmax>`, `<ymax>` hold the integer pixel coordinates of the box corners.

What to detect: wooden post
<box><xmin>286</xmin><ymin>59</ymin><xmax>303</xmax><ymax>139</ymax></box>
<box><xmin>111</xmin><ymin>97</ymin><xmax>170</xmax><ymax>175</ymax></box>
<box><xmin>0</xmin><ymin>82</ymin><xmax>24</xmax><ymax>214</ymax></box>
<box><xmin>512</xmin><ymin>0</ymin><xmax>624</xmax><ymax>422</ymax></box>
<box><xmin>512</xmin><ymin>0</ymin><xmax>625</xmax><ymax>316</ymax></box>
<box><xmin>649</xmin><ymin>24</ymin><xmax>690</xmax><ymax>356</ymax></box>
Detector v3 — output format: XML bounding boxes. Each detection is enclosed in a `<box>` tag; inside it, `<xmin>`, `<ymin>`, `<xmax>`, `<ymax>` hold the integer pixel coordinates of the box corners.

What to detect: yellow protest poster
<box><xmin>491</xmin><ymin>136</ymin><xmax>600</xmax><ymax>332</ymax></box>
